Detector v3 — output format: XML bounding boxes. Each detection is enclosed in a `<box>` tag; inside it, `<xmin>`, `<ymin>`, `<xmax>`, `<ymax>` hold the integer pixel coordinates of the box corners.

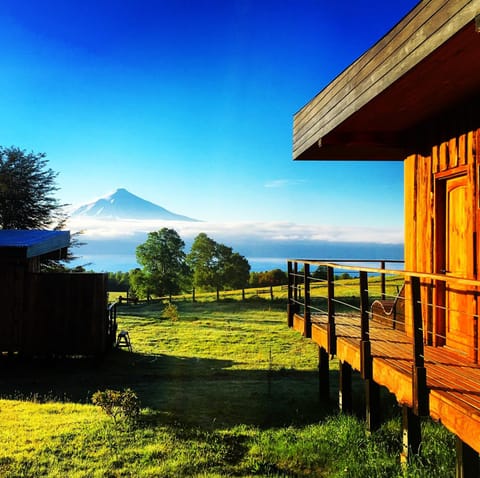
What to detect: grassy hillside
<box><xmin>0</xmin><ymin>299</ymin><xmax>454</xmax><ymax>477</ymax></box>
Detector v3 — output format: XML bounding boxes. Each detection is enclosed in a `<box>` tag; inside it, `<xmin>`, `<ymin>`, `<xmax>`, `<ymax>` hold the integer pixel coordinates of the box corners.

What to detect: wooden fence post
<box><xmin>411</xmin><ymin>275</ymin><xmax>429</xmax><ymax>416</ymax></box>
<box><xmin>327</xmin><ymin>265</ymin><xmax>336</xmax><ymax>355</ymax></box>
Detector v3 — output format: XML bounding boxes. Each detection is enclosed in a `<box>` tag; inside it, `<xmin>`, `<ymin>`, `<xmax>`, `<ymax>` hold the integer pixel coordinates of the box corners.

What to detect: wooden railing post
<box><xmin>327</xmin><ymin>265</ymin><xmax>336</xmax><ymax>355</ymax></box>
<box><xmin>287</xmin><ymin>261</ymin><xmax>295</xmax><ymax>327</ymax></box>
<box><xmin>107</xmin><ymin>302</ymin><xmax>118</xmax><ymax>348</ymax></box>
<box><xmin>411</xmin><ymin>275</ymin><xmax>429</xmax><ymax>416</ymax></box>
<box><xmin>381</xmin><ymin>260</ymin><xmax>386</xmax><ymax>300</ymax></box>
<box><xmin>360</xmin><ymin>271</ymin><xmax>372</xmax><ymax>380</ymax></box>
<box><xmin>304</xmin><ymin>263</ymin><xmax>311</xmax><ymax>338</ymax></box>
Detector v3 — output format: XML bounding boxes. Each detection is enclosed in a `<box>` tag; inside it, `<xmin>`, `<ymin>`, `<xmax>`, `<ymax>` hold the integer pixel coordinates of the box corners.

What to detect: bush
<box><xmin>92</xmin><ymin>388</ymin><xmax>140</xmax><ymax>424</ymax></box>
<box><xmin>162</xmin><ymin>302</ymin><xmax>179</xmax><ymax>321</ymax></box>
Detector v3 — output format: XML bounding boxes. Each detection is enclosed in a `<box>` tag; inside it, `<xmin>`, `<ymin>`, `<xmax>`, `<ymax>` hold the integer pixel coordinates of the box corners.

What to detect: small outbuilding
<box><xmin>0</xmin><ymin>230</ymin><xmax>116</xmax><ymax>358</ymax></box>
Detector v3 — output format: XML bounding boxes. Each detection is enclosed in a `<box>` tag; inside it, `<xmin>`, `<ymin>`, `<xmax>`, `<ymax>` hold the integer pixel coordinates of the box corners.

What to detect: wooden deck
<box><xmin>292</xmin><ymin>312</ymin><xmax>480</xmax><ymax>453</ymax></box>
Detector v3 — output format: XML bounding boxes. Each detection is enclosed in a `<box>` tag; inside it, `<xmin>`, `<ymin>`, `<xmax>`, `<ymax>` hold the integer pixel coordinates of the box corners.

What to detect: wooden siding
<box><xmin>293</xmin><ymin>0</ymin><xmax>480</xmax><ymax>160</ymax></box>
<box><xmin>0</xmin><ymin>271</ymin><xmax>109</xmax><ymax>357</ymax></box>
<box><xmin>403</xmin><ymin>117</ymin><xmax>480</xmax><ymax>358</ymax></box>
<box><xmin>0</xmin><ymin>263</ymin><xmax>26</xmax><ymax>353</ymax></box>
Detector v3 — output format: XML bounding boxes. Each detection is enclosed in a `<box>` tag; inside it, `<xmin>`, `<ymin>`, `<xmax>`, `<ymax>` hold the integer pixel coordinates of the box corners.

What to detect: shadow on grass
<box><xmin>117</xmin><ymin>297</ymin><xmax>287</xmax><ymax>319</ymax></box>
<box><xmin>0</xmin><ymin>348</ymin><xmax>330</xmax><ymax>430</ymax></box>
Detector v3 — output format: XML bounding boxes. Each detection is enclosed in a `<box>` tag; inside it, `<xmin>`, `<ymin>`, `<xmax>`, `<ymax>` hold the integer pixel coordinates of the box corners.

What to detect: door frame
<box><xmin>433</xmin><ymin>165</ymin><xmax>471</xmax><ymax>351</ymax></box>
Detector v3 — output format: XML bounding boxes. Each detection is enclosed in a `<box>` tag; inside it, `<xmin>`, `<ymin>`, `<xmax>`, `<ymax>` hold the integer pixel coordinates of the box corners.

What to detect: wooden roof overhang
<box><xmin>293</xmin><ymin>0</ymin><xmax>480</xmax><ymax>161</ymax></box>
<box><xmin>0</xmin><ymin>230</ymin><xmax>71</xmax><ymax>261</ymax></box>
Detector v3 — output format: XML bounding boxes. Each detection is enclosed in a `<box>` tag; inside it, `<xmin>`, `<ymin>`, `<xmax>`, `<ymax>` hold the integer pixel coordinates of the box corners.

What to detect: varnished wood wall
<box><xmin>404</xmin><ymin>101</ymin><xmax>479</xmax><ymax>359</ymax></box>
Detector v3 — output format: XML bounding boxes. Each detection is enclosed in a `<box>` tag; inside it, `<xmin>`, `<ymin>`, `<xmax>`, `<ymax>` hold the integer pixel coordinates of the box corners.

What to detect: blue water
<box><xmin>72</xmin><ymin>254</ymin><xmax>289</xmax><ymax>273</ymax></box>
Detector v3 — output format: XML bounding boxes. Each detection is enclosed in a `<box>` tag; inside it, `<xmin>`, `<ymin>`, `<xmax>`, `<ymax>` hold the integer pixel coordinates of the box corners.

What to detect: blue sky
<box><xmin>0</xmin><ymin>1</ymin><xmax>417</xmax><ymax>233</ymax></box>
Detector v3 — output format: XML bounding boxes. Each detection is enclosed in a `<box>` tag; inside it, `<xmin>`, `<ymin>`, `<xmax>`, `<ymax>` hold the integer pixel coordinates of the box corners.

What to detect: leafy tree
<box><xmin>312</xmin><ymin>265</ymin><xmax>328</xmax><ymax>281</ymax></box>
<box><xmin>135</xmin><ymin>228</ymin><xmax>189</xmax><ymax>298</ymax></box>
<box><xmin>0</xmin><ymin>146</ymin><xmax>66</xmax><ymax>229</ymax></box>
<box><xmin>249</xmin><ymin>269</ymin><xmax>288</xmax><ymax>288</ymax></box>
<box><xmin>218</xmin><ymin>246</ymin><xmax>251</xmax><ymax>290</ymax></box>
<box><xmin>187</xmin><ymin>233</ymin><xmax>250</xmax><ymax>294</ymax></box>
<box><xmin>107</xmin><ymin>271</ymin><xmax>130</xmax><ymax>291</ymax></box>
<box><xmin>187</xmin><ymin>233</ymin><xmax>218</xmax><ymax>290</ymax></box>
<box><xmin>129</xmin><ymin>268</ymin><xmax>154</xmax><ymax>301</ymax></box>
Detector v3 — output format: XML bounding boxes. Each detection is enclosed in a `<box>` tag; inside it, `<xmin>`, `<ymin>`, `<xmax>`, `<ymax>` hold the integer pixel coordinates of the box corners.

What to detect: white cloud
<box><xmin>67</xmin><ymin>217</ymin><xmax>403</xmax><ymax>244</ymax></box>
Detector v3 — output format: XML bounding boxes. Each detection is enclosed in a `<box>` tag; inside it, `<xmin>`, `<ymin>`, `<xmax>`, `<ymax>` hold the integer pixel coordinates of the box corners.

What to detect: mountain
<box><xmin>71</xmin><ymin>188</ymin><xmax>199</xmax><ymax>221</ymax></box>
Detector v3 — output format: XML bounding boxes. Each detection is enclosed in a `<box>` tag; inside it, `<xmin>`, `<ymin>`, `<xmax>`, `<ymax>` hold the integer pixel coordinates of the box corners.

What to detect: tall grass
<box><xmin>0</xmin><ymin>298</ymin><xmax>454</xmax><ymax>477</ymax></box>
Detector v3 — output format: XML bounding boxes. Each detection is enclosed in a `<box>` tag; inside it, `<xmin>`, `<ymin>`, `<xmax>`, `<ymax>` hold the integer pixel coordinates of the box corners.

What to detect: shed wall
<box><xmin>0</xmin><ymin>271</ymin><xmax>108</xmax><ymax>357</ymax></box>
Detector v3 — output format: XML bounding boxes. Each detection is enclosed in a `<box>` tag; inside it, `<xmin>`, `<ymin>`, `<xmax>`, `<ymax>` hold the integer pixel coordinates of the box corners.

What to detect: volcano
<box><xmin>71</xmin><ymin>188</ymin><xmax>199</xmax><ymax>221</ymax></box>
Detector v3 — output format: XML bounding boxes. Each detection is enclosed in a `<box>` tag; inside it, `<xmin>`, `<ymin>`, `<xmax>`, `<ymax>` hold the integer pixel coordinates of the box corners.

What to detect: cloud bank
<box><xmin>67</xmin><ymin>217</ymin><xmax>403</xmax><ymax>245</ymax></box>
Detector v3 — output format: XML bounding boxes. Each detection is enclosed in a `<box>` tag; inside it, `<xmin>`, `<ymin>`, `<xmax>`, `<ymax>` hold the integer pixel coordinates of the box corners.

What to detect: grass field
<box><xmin>0</xmin><ymin>297</ymin><xmax>454</xmax><ymax>477</ymax></box>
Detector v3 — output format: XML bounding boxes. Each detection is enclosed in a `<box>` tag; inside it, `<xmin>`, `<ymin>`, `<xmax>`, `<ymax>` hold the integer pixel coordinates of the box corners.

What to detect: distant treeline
<box><xmin>107</xmin><ymin>266</ymin><xmax>353</xmax><ymax>292</ymax></box>
<box><xmin>107</xmin><ymin>268</ymin><xmax>290</xmax><ymax>292</ymax></box>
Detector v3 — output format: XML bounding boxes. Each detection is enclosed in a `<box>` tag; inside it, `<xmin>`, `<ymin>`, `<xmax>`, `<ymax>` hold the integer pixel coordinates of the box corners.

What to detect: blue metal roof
<box><xmin>0</xmin><ymin>230</ymin><xmax>70</xmax><ymax>259</ymax></box>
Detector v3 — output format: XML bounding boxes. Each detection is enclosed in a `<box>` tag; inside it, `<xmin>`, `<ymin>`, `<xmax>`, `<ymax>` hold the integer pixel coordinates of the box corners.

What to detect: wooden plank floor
<box><xmin>292</xmin><ymin>313</ymin><xmax>480</xmax><ymax>453</ymax></box>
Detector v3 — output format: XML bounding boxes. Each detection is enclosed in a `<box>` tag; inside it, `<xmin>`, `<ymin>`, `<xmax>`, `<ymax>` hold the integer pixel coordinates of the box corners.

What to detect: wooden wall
<box><xmin>0</xmin><ymin>263</ymin><xmax>26</xmax><ymax>353</ymax></box>
<box><xmin>0</xmin><ymin>270</ymin><xmax>109</xmax><ymax>357</ymax></box>
<box><xmin>404</xmin><ymin>100</ymin><xmax>479</xmax><ymax>359</ymax></box>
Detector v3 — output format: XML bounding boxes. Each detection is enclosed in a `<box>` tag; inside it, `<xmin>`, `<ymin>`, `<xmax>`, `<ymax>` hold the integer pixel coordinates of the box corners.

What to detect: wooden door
<box><xmin>443</xmin><ymin>174</ymin><xmax>472</xmax><ymax>357</ymax></box>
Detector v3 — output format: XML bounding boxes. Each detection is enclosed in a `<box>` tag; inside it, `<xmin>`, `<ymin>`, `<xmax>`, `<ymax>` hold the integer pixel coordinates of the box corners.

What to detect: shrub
<box><xmin>162</xmin><ymin>302</ymin><xmax>179</xmax><ymax>321</ymax></box>
<box><xmin>92</xmin><ymin>388</ymin><xmax>140</xmax><ymax>424</ymax></box>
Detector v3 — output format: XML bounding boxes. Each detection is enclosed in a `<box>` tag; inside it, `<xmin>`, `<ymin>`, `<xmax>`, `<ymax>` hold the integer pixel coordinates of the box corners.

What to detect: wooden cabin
<box><xmin>0</xmin><ymin>230</ymin><xmax>116</xmax><ymax>358</ymax></box>
<box><xmin>290</xmin><ymin>0</ymin><xmax>480</xmax><ymax>474</ymax></box>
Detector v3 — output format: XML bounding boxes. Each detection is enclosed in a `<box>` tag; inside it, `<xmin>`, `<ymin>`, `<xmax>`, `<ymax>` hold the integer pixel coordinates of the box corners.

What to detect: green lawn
<box><xmin>0</xmin><ymin>298</ymin><xmax>454</xmax><ymax>477</ymax></box>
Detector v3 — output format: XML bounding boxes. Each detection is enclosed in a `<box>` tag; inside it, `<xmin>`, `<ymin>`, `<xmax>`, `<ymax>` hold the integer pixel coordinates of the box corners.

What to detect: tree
<box><xmin>187</xmin><ymin>233</ymin><xmax>250</xmax><ymax>295</ymax></box>
<box><xmin>107</xmin><ymin>271</ymin><xmax>130</xmax><ymax>292</ymax></box>
<box><xmin>312</xmin><ymin>265</ymin><xmax>328</xmax><ymax>281</ymax></box>
<box><xmin>249</xmin><ymin>269</ymin><xmax>288</xmax><ymax>288</ymax></box>
<box><xmin>135</xmin><ymin>228</ymin><xmax>189</xmax><ymax>298</ymax></box>
<box><xmin>129</xmin><ymin>268</ymin><xmax>154</xmax><ymax>301</ymax></box>
<box><xmin>0</xmin><ymin>146</ymin><xmax>66</xmax><ymax>229</ymax></box>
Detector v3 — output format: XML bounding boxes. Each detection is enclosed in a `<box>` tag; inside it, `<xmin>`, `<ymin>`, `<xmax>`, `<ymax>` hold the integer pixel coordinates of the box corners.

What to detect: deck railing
<box><xmin>107</xmin><ymin>302</ymin><xmax>118</xmax><ymax>349</ymax></box>
<box><xmin>287</xmin><ymin>259</ymin><xmax>480</xmax><ymax>415</ymax></box>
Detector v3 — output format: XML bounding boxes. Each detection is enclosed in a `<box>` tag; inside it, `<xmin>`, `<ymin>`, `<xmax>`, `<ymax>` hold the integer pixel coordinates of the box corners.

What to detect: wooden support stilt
<box><xmin>400</xmin><ymin>405</ymin><xmax>421</xmax><ymax>464</ymax></box>
<box><xmin>318</xmin><ymin>346</ymin><xmax>330</xmax><ymax>404</ymax></box>
<box><xmin>365</xmin><ymin>379</ymin><xmax>381</xmax><ymax>432</ymax></box>
<box><xmin>455</xmin><ymin>436</ymin><xmax>479</xmax><ymax>478</ymax></box>
<box><xmin>339</xmin><ymin>360</ymin><xmax>353</xmax><ymax>414</ymax></box>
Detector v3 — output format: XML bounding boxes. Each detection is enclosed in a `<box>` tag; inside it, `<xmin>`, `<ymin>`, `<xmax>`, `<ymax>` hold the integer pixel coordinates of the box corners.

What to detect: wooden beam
<box><xmin>327</xmin><ymin>266</ymin><xmax>336</xmax><ymax>355</ymax></box>
<box><xmin>339</xmin><ymin>361</ymin><xmax>353</xmax><ymax>414</ymax></box>
<box><xmin>360</xmin><ymin>271</ymin><xmax>372</xmax><ymax>380</ymax></box>
<box><xmin>401</xmin><ymin>405</ymin><xmax>422</xmax><ymax>464</ymax></box>
<box><xmin>318</xmin><ymin>346</ymin><xmax>330</xmax><ymax>404</ymax></box>
<box><xmin>411</xmin><ymin>276</ymin><xmax>429</xmax><ymax>416</ymax></box>
<box><xmin>365</xmin><ymin>379</ymin><xmax>381</xmax><ymax>432</ymax></box>
<box><xmin>456</xmin><ymin>436</ymin><xmax>479</xmax><ymax>478</ymax></box>
<box><xmin>304</xmin><ymin>263</ymin><xmax>311</xmax><ymax>338</ymax></box>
